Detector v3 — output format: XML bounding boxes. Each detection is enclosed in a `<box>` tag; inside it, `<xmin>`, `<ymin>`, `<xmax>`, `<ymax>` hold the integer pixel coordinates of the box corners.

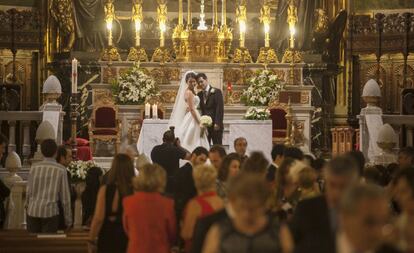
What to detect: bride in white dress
<box><xmin>169</xmin><ymin>71</ymin><xmax>210</xmax><ymax>152</ymax></box>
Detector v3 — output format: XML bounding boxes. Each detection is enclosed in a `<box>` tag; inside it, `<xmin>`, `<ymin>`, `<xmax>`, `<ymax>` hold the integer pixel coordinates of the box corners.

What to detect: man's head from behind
<box><xmin>340</xmin><ymin>184</ymin><xmax>390</xmax><ymax>252</ymax></box>
<box><xmin>283</xmin><ymin>146</ymin><xmax>304</xmax><ymax>161</ymax></box>
<box><xmin>41</xmin><ymin>139</ymin><xmax>58</xmax><ymax>158</ymax></box>
<box><xmin>0</xmin><ymin>133</ymin><xmax>8</xmax><ymax>161</ymax></box>
<box><xmin>398</xmin><ymin>147</ymin><xmax>414</xmax><ymax>169</ymax></box>
<box><xmin>56</xmin><ymin>145</ymin><xmax>72</xmax><ymax>167</ymax></box>
<box><xmin>162</xmin><ymin>130</ymin><xmax>175</xmax><ymax>144</ymax></box>
<box><xmin>234</xmin><ymin>137</ymin><xmax>248</xmax><ymax>157</ymax></box>
<box><xmin>271</xmin><ymin>144</ymin><xmax>285</xmax><ymax>166</ymax></box>
<box><xmin>191</xmin><ymin>146</ymin><xmax>209</xmax><ymax>167</ymax></box>
<box><xmin>324</xmin><ymin>155</ymin><xmax>359</xmax><ymax>209</ymax></box>
<box><xmin>209</xmin><ymin>145</ymin><xmax>226</xmax><ymax>170</ymax></box>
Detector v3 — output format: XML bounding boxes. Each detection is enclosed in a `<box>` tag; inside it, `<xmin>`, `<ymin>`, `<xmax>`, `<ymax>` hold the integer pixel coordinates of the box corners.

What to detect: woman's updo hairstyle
<box><xmin>185</xmin><ymin>72</ymin><xmax>197</xmax><ymax>82</ymax></box>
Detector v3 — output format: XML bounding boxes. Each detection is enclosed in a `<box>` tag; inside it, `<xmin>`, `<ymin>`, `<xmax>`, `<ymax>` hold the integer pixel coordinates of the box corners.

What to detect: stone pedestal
<box><xmin>359</xmin><ymin>105</ymin><xmax>383</xmax><ymax>162</ymax></box>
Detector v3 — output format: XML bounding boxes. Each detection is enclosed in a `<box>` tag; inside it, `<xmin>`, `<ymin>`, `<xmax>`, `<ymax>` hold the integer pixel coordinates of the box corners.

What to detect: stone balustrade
<box><xmin>0</xmin><ymin>111</ymin><xmax>64</xmax><ymax>167</ymax></box>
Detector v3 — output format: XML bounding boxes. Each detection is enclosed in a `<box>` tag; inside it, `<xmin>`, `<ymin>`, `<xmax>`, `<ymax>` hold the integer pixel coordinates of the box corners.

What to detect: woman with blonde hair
<box><xmin>181</xmin><ymin>164</ymin><xmax>224</xmax><ymax>252</ymax></box>
<box><xmin>123</xmin><ymin>163</ymin><xmax>176</xmax><ymax>253</ymax></box>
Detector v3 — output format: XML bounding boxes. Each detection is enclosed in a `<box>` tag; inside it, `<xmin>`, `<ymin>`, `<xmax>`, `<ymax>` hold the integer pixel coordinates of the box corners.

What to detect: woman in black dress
<box><xmin>88</xmin><ymin>154</ymin><xmax>135</xmax><ymax>253</ymax></box>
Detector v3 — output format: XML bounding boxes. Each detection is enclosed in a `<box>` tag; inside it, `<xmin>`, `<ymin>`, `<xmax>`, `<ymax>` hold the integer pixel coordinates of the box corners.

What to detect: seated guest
<box><xmin>241</xmin><ymin>151</ymin><xmax>269</xmax><ymax>176</ymax></box>
<box><xmin>175</xmin><ymin>146</ymin><xmax>209</xmax><ymax>221</ymax></box>
<box><xmin>267</xmin><ymin>144</ymin><xmax>286</xmax><ymax>183</ymax></box>
<box><xmin>290</xmin><ymin>155</ymin><xmax>359</xmax><ymax>253</ymax></box>
<box><xmin>151</xmin><ymin>130</ymin><xmax>191</xmax><ymax>196</ymax></box>
<box><xmin>208</xmin><ymin>145</ymin><xmax>226</xmax><ymax>172</ymax></box>
<box><xmin>269</xmin><ymin>158</ymin><xmax>305</xmax><ymax>216</ymax></box>
<box><xmin>283</xmin><ymin>147</ymin><xmax>304</xmax><ymax>161</ymax></box>
<box><xmin>363</xmin><ymin>166</ymin><xmax>383</xmax><ymax>185</ymax></box>
<box><xmin>398</xmin><ymin>147</ymin><xmax>414</xmax><ymax>170</ymax></box>
<box><xmin>392</xmin><ymin>168</ymin><xmax>414</xmax><ymax>252</ymax></box>
<box><xmin>216</xmin><ymin>153</ymin><xmax>241</xmax><ymax>199</ymax></box>
<box><xmin>82</xmin><ymin>166</ymin><xmax>103</xmax><ymax>226</ymax></box>
<box><xmin>0</xmin><ymin>134</ymin><xmax>10</xmax><ymax>229</ymax></box>
<box><xmin>123</xmin><ymin>164</ymin><xmax>177</xmax><ymax>253</ymax></box>
<box><xmin>121</xmin><ymin>144</ymin><xmax>150</xmax><ymax>174</ymax></box>
<box><xmin>313</xmin><ymin>158</ymin><xmax>326</xmax><ymax>192</ymax></box>
<box><xmin>88</xmin><ymin>154</ymin><xmax>135</xmax><ymax>253</ymax></box>
<box><xmin>202</xmin><ymin>173</ymin><xmax>294</xmax><ymax>253</ymax></box>
<box><xmin>181</xmin><ymin>164</ymin><xmax>224</xmax><ymax>252</ymax></box>
<box><xmin>346</xmin><ymin>150</ymin><xmax>366</xmax><ymax>176</ymax></box>
<box><xmin>297</xmin><ymin>166</ymin><xmax>320</xmax><ymax>201</ymax></box>
<box><xmin>338</xmin><ymin>184</ymin><xmax>400</xmax><ymax>253</ymax></box>
<box><xmin>303</xmin><ymin>154</ymin><xmax>315</xmax><ymax>167</ymax></box>
<box><xmin>26</xmin><ymin>139</ymin><xmax>72</xmax><ymax>233</ymax></box>
<box><xmin>233</xmin><ymin>137</ymin><xmax>248</xmax><ymax>164</ymax></box>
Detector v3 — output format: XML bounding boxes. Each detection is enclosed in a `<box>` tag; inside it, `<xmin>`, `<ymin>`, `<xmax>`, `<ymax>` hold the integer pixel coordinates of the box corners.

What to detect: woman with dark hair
<box><xmin>82</xmin><ymin>166</ymin><xmax>103</xmax><ymax>226</ymax></box>
<box><xmin>88</xmin><ymin>154</ymin><xmax>135</xmax><ymax>253</ymax></box>
<box><xmin>216</xmin><ymin>153</ymin><xmax>241</xmax><ymax>198</ymax></box>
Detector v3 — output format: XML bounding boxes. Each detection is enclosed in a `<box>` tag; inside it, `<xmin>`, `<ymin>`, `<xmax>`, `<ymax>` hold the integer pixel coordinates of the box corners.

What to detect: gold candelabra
<box><xmin>233</xmin><ymin>0</ymin><xmax>252</xmax><ymax>64</ymax></box>
<box><xmin>282</xmin><ymin>0</ymin><xmax>303</xmax><ymax>85</ymax></box>
<box><xmin>101</xmin><ymin>0</ymin><xmax>121</xmax><ymax>61</ymax></box>
<box><xmin>152</xmin><ymin>0</ymin><xmax>173</xmax><ymax>63</ymax></box>
<box><xmin>127</xmin><ymin>0</ymin><xmax>148</xmax><ymax>62</ymax></box>
<box><xmin>257</xmin><ymin>3</ymin><xmax>278</xmax><ymax>64</ymax></box>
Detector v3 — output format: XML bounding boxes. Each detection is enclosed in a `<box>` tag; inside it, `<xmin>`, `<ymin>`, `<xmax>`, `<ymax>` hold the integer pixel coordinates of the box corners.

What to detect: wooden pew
<box><xmin>0</xmin><ymin>229</ymin><xmax>89</xmax><ymax>253</ymax></box>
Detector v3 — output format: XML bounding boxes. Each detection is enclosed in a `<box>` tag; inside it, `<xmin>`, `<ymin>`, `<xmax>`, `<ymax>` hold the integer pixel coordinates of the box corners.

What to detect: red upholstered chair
<box><xmin>88</xmin><ymin>104</ymin><xmax>121</xmax><ymax>155</ymax></box>
<box><xmin>268</xmin><ymin>103</ymin><xmax>289</xmax><ymax>144</ymax></box>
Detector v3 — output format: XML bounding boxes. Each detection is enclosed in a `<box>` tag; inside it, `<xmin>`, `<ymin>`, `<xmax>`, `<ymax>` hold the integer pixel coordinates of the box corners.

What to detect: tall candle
<box><xmin>145</xmin><ymin>103</ymin><xmax>151</xmax><ymax>118</ymax></box>
<box><xmin>71</xmin><ymin>58</ymin><xmax>78</xmax><ymax>94</ymax></box>
<box><xmin>152</xmin><ymin>104</ymin><xmax>158</xmax><ymax>119</ymax></box>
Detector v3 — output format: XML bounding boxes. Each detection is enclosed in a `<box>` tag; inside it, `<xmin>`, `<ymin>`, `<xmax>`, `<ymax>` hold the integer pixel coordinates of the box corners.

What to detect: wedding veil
<box><xmin>168</xmin><ymin>70</ymin><xmax>197</xmax><ymax>131</ymax></box>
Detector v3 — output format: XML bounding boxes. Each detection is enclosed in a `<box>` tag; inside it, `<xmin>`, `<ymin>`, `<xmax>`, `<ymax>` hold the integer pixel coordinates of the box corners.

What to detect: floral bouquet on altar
<box><xmin>241</xmin><ymin>69</ymin><xmax>284</xmax><ymax>106</ymax></box>
<box><xmin>244</xmin><ymin>107</ymin><xmax>271</xmax><ymax>120</ymax></box>
<box><xmin>67</xmin><ymin>160</ymin><xmax>98</xmax><ymax>182</ymax></box>
<box><xmin>200</xmin><ymin>115</ymin><xmax>213</xmax><ymax>137</ymax></box>
<box><xmin>112</xmin><ymin>64</ymin><xmax>159</xmax><ymax>105</ymax></box>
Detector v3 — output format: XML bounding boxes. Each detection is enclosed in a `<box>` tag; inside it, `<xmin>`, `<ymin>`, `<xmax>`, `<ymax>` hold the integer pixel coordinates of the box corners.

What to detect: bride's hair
<box><xmin>185</xmin><ymin>72</ymin><xmax>197</xmax><ymax>82</ymax></box>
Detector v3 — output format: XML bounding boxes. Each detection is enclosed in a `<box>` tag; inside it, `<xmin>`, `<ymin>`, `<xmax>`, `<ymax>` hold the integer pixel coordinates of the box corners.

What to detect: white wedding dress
<box><xmin>169</xmin><ymin>71</ymin><xmax>210</xmax><ymax>152</ymax></box>
<box><xmin>175</xmin><ymin>95</ymin><xmax>210</xmax><ymax>152</ymax></box>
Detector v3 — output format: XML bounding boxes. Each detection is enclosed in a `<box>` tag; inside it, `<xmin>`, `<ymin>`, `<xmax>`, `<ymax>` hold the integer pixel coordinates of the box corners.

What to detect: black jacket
<box><xmin>197</xmin><ymin>86</ymin><xmax>224</xmax><ymax>129</ymax></box>
<box><xmin>290</xmin><ymin>195</ymin><xmax>336</xmax><ymax>253</ymax></box>
<box><xmin>174</xmin><ymin>163</ymin><xmax>197</xmax><ymax>221</ymax></box>
<box><xmin>191</xmin><ymin>209</ymin><xmax>229</xmax><ymax>253</ymax></box>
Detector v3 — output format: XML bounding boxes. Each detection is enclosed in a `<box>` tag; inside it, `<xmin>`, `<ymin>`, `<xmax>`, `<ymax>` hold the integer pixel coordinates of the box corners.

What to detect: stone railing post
<box><xmin>8</xmin><ymin>120</ymin><xmax>16</xmax><ymax>152</ymax></box>
<box><xmin>22</xmin><ymin>121</ymin><xmax>31</xmax><ymax>166</ymax></box>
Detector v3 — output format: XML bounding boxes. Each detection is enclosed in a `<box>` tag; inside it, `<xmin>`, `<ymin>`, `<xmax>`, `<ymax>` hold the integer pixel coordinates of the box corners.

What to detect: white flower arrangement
<box><xmin>242</xmin><ymin>70</ymin><xmax>284</xmax><ymax>106</ymax></box>
<box><xmin>244</xmin><ymin>107</ymin><xmax>271</xmax><ymax>120</ymax></box>
<box><xmin>200</xmin><ymin>115</ymin><xmax>213</xmax><ymax>127</ymax></box>
<box><xmin>112</xmin><ymin>64</ymin><xmax>159</xmax><ymax>105</ymax></box>
<box><xmin>67</xmin><ymin>160</ymin><xmax>98</xmax><ymax>182</ymax></box>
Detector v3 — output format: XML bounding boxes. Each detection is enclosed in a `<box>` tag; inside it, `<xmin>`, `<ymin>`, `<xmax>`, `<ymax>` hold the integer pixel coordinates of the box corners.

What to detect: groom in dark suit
<box><xmin>196</xmin><ymin>73</ymin><xmax>224</xmax><ymax>145</ymax></box>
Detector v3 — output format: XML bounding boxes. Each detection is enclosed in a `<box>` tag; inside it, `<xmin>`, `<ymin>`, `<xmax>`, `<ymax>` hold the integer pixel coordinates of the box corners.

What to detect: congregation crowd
<box><xmin>1</xmin><ymin>131</ymin><xmax>414</xmax><ymax>253</ymax></box>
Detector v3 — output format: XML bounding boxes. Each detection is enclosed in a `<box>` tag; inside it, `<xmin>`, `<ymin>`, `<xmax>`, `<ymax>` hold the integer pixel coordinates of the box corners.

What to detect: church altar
<box><xmin>137</xmin><ymin>119</ymin><xmax>273</xmax><ymax>161</ymax></box>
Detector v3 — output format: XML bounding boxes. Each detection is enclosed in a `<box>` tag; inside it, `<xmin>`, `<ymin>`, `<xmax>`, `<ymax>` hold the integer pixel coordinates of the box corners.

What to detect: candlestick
<box><xmin>221</xmin><ymin>0</ymin><xmax>226</xmax><ymax>26</ymax></box>
<box><xmin>71</xmin><ymin>58</ymin><xmax>78</xmax><ymax>94</ymax></box>
<box><xmin>187</xmin><ymin>0</ymin><xmax>192</xmax><ymax>29</ymax></box>
<box><xmin>152</xmin><ymin>104</ymin><xmax>158</xmax><ymax>119</ymax></box>
<box><xmin>145</xmin><ymin>103</ymin><xmax>151</xmax><ymax>118</ymax></box>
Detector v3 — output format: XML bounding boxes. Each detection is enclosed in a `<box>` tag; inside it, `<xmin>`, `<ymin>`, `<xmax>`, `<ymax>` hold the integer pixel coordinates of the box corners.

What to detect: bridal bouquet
<box><xmin>200</xmin><ymin>115</ymin><xmax>213</xmax><ymax>127</ymax></box>
<box><xmin>200</xmin><ymin>115</ymin><xmax>213</xmax><ymax>137</ymax></box>
<box><xmin>67</xmin><ymin>160</ymin><xmax>98</xmax><ymax>182</ymax></box>
<box><xmin>244</xmin><ymin>107</ymin><xmax>271</xmax><ymax>120</ymax></box>
<box><xmin>242</xmin><ymin>70</ymin><xmax>284</xmax><ymax>106</ymax></box>
<box><xmin>112</xmin><ymin>64</ymin><xmax>159</xmax><ymax>105</ymax></box>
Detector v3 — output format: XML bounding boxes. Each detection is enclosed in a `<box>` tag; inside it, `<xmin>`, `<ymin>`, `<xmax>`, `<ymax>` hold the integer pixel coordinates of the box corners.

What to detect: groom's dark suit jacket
<box><xmin>197</xmin><ymin>86</ymin><xmax>224</xmax><ymax>129</ymax></box>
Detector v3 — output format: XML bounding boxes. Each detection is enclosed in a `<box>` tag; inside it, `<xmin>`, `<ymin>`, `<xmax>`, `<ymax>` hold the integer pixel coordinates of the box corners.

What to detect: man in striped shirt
<box><xmin>26</xmin><ymin>139</ymin><xmax>72</xmax><ymax>233</ymax></box>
